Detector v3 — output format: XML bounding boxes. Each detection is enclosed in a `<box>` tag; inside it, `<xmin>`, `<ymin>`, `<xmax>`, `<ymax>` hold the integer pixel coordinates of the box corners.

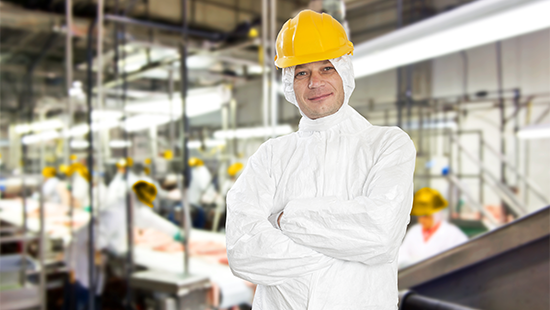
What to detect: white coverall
<box><xmin>226</xmin><ymin>55</ymin><xmax>416</xmax><ymax>310</ymax></box>
<box><xmin>188</xmin><ymin>165</ymin><xmax>212</xmax><ymax>206</ymax></box>
<box><xmin>42</xmin><ymin>177</ymin><xmax>62</xmax><ymax>204</ymax></box>
<box><xmin>398</xmin><ymin>219</ymin><xmax>468</xmax><ymax>268</ymax></box>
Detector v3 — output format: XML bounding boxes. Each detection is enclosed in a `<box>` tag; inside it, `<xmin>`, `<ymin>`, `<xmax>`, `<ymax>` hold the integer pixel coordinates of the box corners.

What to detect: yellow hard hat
<box><xmin>274</xmin><ymin>10</ymin><xmax>354</xmax><ymax>69</ymax></box>
<box><xmin>42</xmin><ymin>167</ymin><xmax>57</xmax><ymax>178</ymax></box>
<box><xmin>116</xmin><ymin>157</ymin><xmax>133</xmax><ymax>168</ymax></box>
<box><xmin>188</xmin><ymin>157</ymin><xmax>204</xmax><ymax>167</ymax></box>
<box><xmin>144</xmin><ymin>158</ymin><xmax>152</xmax><ymax>165</ymax></box>
<box><xmin>227</xmin><ymin>162</ymin><xmax>243</xmax><ymax>177</ymax></box>
<box><xmin>163</xmin><ymin>150</ymin><xmax>173</xmax><ymax>160</ymax></box>
<box><xmin>59</xmin><ymin>164</ymin><xmax>69</xmax><ymax>175</ymax></box>
<box><xmin>143</xmin><ymin>167</ymin><xmax>151</xmax><ymax>175</ymax></box>
<box><xmin>132</xmin><ymin>180</ymin><xmax>157</xmax><ymax>208</ymax></box>
<box><xmin>72</xmin><ymin>163</ymin><xmax>91</xmax><ymax>182</ymax></box>
<box><xmin>411</xmin><ymin>188</ymin><xmax>448</xmax><ymax>216</ymax></box>
<box><xmin>70</xmin><ymin>154</ymin><xmax>77</xmax><ymax>161</ymax></box>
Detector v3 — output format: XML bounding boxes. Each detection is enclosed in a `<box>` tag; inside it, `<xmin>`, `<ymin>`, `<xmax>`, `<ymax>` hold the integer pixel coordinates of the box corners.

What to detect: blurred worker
<box><xmin>42</xmin><ymin>166</ymin><xmax>63</xmax><ymax>204</ymax></box>
<box><xmin>64</xmin><ymin>181</ymin><xmax>182</xmax><ymax>310</ymax></box>
<box><xmin>106</xmin><ymin>157</ymin><xmax>139</xmax><ymax>207</ymax></box>
<box><xmin>67</xmin><ymin>163</ymin><xmax>107</xmax><ymax>213</ymax></box>
<box><xmin>398</xmin><ymin>188</ymin><xmax>468</xmax><ymax>268</ymax></box>
<box><xmin>221</xmin><ymin>162</ymin><xmax>243</xmax><ymax>196</ymax></box>
<box><xmin>226</xmin><ymin>10</ymin><xmax>416</xmax><ymax>309</ymax></box>
<box><xmin>188</xmin><ymin>157</ymin><xmax>212</xmax><ymax>228</ymax></box>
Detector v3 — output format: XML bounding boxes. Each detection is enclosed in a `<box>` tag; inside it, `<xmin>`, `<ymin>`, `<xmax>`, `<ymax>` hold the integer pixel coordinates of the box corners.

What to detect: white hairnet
<box><xmin>281</xmin><ymin>55</ymin><xmax>355</xmax><ymax>118</ymax></box>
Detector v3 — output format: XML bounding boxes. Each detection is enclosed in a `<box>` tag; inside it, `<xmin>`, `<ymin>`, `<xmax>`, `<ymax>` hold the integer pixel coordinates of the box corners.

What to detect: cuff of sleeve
<box><xmin>267</xmin><ymin>210</ymin><xmax>284</xmax><ymax>230</ymax></box>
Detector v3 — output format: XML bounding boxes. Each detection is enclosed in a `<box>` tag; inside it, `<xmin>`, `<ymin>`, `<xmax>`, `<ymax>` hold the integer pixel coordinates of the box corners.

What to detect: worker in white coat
<box><xmin>42</xmin><ymin>166</ymin><xmax>63</xmax><ymax>204</ymax></box>
<box><xmin>106</xmin><ymin>158</ymin><xmax>139</xmax><ymax>207</ymax></box>
<box><xmin>64</xmin><ymin>180</ymin><xmax>182</xmax><ymax>309</ymax></box>
<box><xmin>226</xmin><ymin>10</ymin><xmax>416</xmax><ymax>310</ymax></box>
<box><xmin>187</xmin><ymin>157</ymin><xmax>212</xmax><ymax>228</ymax></box>
<box><xmin>398</xmin><ymin>188</ymin><xmax>468</xmax><ymax>268</ymax></box>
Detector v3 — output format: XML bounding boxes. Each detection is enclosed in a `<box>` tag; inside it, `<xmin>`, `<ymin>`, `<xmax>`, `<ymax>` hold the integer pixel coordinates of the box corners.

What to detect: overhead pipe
<box><xmin>399</xmin><ymin>291</ymin><xmax>480</xmax><ymax>310</ymax></box>
<box><xmin>104</xmin><ymin>14</ymin><xmax>225</xmax><ymax>41</ymax></box>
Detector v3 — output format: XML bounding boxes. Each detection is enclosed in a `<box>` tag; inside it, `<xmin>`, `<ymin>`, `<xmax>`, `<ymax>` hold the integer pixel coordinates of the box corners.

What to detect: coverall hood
<box><xmin>282</xmin><ymin>54</ymin><xmax>355</xmax><ymax>121</ymax></box>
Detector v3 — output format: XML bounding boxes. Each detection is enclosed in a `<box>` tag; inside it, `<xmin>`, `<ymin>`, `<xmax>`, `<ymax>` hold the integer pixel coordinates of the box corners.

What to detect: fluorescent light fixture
<box><xmin>109</xmin><ymin>140</ymin><xmax>132</xmax><ymax>148</ymax></box>
<box><xmin>214</xmin><ymin>125</ymin><xmax>293</xmax><ymax>140</ymax></box>
<box><xmin>353</xmin><ymin>0</ymin><xmax>550</xmax><ymax>78</ymax></box>
<box><xmin>22</xmin><ymin>130</ymin><xmax>60</xmax><ymax>145</ymax></box>
<box><xmin>15</xmin><ymin>119</ymin><xmax>64</xmax><ymax>134</ymax></box>
<box><xmin>125</xmin><ymin>85</ymin><xmax>230</xmax><ymax>118</ymax></box>
<box><xmin>187</xmin><ymin>139</ymin><xmax>226</xmax><ymax>149</ymax></box>
<box><xmin>123</xmin><ymin>114</ymin><xmax>171</xmax><ymax>132</ymax></box>
<box><xmin>517</xmin><ymin>123</ymin><xmax>550</xmax><ymax>139</ymax></box>
<box><xmin>92</xmin><ymin>110</ymin><xmax>123</xmax><ymax>120</ymax></box>
<box><xmin>70</xmin><ymin>140</ymin><xmax>89</xmax><ymax>149</ymax></box>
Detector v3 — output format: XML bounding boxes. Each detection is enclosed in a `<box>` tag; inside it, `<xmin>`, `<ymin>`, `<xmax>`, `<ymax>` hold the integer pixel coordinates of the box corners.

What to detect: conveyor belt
<box><xmin>398</xmin><ymin>206</ymin><xmax>550</xmax><ymax>309</ymax></box>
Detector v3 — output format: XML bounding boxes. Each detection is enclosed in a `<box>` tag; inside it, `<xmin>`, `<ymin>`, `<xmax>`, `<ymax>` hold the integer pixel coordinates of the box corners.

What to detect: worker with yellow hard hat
<box><xmin>106</xmin><ymin>157</ymin><xmax>139</xmax><ymax>207</ymax></box>
<box><xmin>226</xmin><ymin>9</ymin><xmax>417</xmax><ymax>309</ymax></box>
<box><xmin>65</xmin><ymin>180</ymin><xmax>183</xmax><ymax>309</ymax></box>
<box><xmin>398</xmin><ymin>188</ymin><xmax>468</xmax><ymax>268</ymax></box>
<box><xmin>41</xmin><ymin>166</ymin><xmax>63</xmax><ymax>204</ymax></box>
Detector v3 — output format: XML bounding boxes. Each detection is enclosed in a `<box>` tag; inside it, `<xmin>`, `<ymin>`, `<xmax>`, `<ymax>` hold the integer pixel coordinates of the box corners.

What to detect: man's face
<box><xmin>418</xmin><ymin>215</ymin><xmax>435</xmax><ymax>230</ymax></box>
<box><xmin>293</xmin><ymin>60</ymin><xmax>345</xmax><ymax>120</ymax></box>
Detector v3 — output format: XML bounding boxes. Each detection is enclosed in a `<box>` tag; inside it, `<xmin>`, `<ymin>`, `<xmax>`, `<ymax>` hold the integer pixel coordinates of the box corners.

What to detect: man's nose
<box><xmin>308</xmin><ymin>71</ymin><xmax>325</xmax><ymax>89</ymax></box>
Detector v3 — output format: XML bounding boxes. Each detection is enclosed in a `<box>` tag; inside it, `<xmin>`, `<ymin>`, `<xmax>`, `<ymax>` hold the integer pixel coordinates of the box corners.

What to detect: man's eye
<box><xmin>323</xmin><ymin>67</ymin><xmax>334</xmax><ymax>71</ymax></box>
<box><xmin>295</xmin><ymin>71</ymin><xmax>306</xmax><ymax>78</ymax></box>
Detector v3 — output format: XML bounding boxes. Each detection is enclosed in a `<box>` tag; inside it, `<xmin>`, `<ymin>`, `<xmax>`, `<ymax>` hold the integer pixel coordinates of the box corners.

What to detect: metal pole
<box><xmin>38</xmin><ymin>178</ymin><xmax>47</xmax><ymax>310</ymax></box>
<box><xmin>180</xmin><ymin>0</ymin><xmax>191</xmax><ymax>276</ymax></box>
<box><xmin>396</xmin><ymin>0</ymin><xmax>403</xmax><ymax>128</ymax></box>
<box><xmin>65</xmin><ymin>0</ymin><xmax>73</xmax><ymax>166</ymax></box>
<box><xmin>262</xmin><ymin>0</ymin><xmax>269</xmax><ymax>139</ymax></box>
<box><xmin>496</xmin><ymin>41</ymin><xmax>506</xmax><ymax>185</ymax></box>
<box><xmin>168</xmin><ymin>67</ymin><xmax>176</xmax><ymax>153</ymax></box>
<box><xmin>86</xmin><ymin>18</ymin><xmax>97</xmax><ymax>310</ymax></box>
<box><xmin>96</xmin><ymin>0</ymin><xmax>105</xmax><ymax>215</ymax></box>
<box><xmin>270</xmin><ymin>0</ymin><xmax>277</xmax><ymax>138</ymax></box>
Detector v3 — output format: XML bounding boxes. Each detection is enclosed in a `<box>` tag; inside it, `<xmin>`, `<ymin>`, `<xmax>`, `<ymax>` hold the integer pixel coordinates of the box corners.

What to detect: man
<box><xmin>398</xmin><ymin>188</ymin><xmax>468</xmax><ymax>268</ymax></box>
<box><xmin>226</xmin><ymin>10</ymin><xmax>416</xmax><ymax>309</ymax></box>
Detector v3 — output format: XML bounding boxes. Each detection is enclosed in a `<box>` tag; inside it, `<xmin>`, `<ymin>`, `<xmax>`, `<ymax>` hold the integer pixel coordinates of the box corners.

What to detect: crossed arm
<box><xmin>226</xmin><ymin>135</ymin><xmax>416</xmax><ymax>285</ymax></box>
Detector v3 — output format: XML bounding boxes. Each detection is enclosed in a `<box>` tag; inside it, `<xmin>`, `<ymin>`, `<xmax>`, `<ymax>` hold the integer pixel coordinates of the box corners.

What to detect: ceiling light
<box><xmin>70</xmin><ymin>140</ymin><xmax>89</xmax><ymax>149</ymax></box>
<box><xmin>109</xmin><ymin>140</ymin><xmax>132</xmax><ymax>148</ymax></box>
<box><xmin>22</xmin><ymin>131</ymin><xmax>60</xmax><ymax>145</ymax></box>
<box><xmin>15</xmin><ymin>119</ymin><xmax>64</xmax><ymax>134</ymax></box>
<box><xmin>353</xmin><ymin>0</ymin><xmax>550</xmax><ymax>78</ymax></box>
<box><xmin>123</xmin><ymin>115</ymin><xmax>171</xmax><ymax>132</ymax></box>
<box><xmin>125</xmin><ymin>85</ymin><xmax>230</xmax><ymax>118</ymax></box>
<box><xmin>517</xmin><ymin>123</ymin><xmax>550</xmax><ymax>139</ymax></box>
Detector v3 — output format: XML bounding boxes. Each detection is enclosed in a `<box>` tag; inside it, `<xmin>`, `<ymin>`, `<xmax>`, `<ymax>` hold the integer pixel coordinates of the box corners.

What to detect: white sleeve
<box><xmin>280</xmin><ymin>133</ymin><xmax>416</xmax><ymax>265</ymax></box>
<box><xmin>226</xmin><ymin>142</ymin><xmax>335</xmax><ymax>286</ymax></box>
<box><xmin>134</xmin><ymin>207</ymin><xmax>179</xmax><ymax>237</ymax></box>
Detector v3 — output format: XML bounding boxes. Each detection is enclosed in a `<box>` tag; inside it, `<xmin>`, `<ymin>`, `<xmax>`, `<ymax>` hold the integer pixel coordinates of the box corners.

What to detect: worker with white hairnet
<box><xmin>398</xmin><ymin>188</ymin><xmax>468</xmax><ymax>268</ymax></box>
<box><xmin>64</xmin><ymin>180</ymin><xmax>182</xmax><ymax>309</ymax></box>
<box><xmin>67</xmin><ymin>163</ymin><xmax>107</xmax><ymax>213</ymax></box>
<box><xmin>42</xmin><ymin>166</ymin><xmax>63</xmax><ymax>204</ymax></box>
<box><xmin>226</xmin><ymin>10</ymin><xmax>416</xmax><ymax>309</ymax></box>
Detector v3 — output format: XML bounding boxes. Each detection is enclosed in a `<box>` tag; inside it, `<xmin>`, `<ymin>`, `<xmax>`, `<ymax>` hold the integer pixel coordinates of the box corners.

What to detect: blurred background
<box><xmin>0</xmin><ymin>0</ymin><xmax>548</xmax><ymax>309</ymax></box>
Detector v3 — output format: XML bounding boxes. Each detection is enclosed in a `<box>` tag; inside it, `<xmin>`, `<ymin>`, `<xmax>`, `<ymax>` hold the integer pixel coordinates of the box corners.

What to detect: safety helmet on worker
<box><xmin>411</xmin><ymin>188</ymin><xmax>448</xmax><ymax>216</ymax></box>
<box><xmin>227</xmin><ymin>162</ymin><xmax>244</xmax><ymax>177</ymax></box>
<box><xmin>188</xmin><ymin>157</ymin><xmax>204</xmax><ymax>167</ymax></box>
<box><xmin>132</xmin><ymin>180</ymin><xmax>157</xmax><ymax>208</ymax></box>
<box><xmin>274</xmin><ymin>10</ymin><xmax>353</xmax><ymax>69</ymax></box>
<box><xmin>42</xmin><ymin>166</ymin><xmax>57</xmax><ymax>178</ymax></box>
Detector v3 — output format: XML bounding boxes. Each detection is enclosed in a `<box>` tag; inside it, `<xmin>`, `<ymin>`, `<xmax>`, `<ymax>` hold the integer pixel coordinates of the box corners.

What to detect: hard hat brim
<box><xmin>274</xmin><ymin>43</ymin><xmax>353</xmax><ymax>68</ymax></box>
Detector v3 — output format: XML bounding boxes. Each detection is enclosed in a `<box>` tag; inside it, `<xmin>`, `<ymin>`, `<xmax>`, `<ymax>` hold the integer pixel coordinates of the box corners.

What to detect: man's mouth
<box><xmin>308</xmin><ymin>93</ymin><xmax>333</xmax><ymax>101</ymax></box>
